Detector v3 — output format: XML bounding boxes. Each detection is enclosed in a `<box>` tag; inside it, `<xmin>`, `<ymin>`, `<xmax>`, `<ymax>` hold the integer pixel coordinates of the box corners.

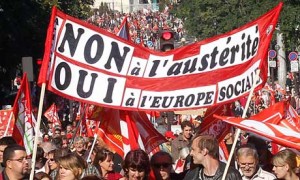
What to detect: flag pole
<box><xmin>221</xmin><ymin>69</ymin><xmax>261</xmax><ymax>180</ymax></box>
<box><xmin>3</xmin><ymin>111</ymin><xmax>13</xmax><ymax>137</ymax></box>
<box><xmin>29</xmin><ymin>83</ymin><xmax>46</xmax><ymax>180</ymax></box>
<box><xmin>87</xmin><ymin>133</ymin><xmax>98</xmax><ymax>163</ymax></box>
<box><xmin>69</xmin><ymin>104</ymin><xmax>87</xmax><ymax>148</ymax></box>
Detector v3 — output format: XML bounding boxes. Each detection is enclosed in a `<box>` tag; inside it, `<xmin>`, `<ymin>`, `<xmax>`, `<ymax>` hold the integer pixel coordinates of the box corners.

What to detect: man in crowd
<box><xmin>171</xmin><ymin>121</ymin><xmax>193</xmax><ymax>161</ymax></box>
<box><xmin>0</xmin><ymin>136</ymin><xmax>16</xmax><ymax>172</ymax></box>
<box><xmin>160</xmin><ymin>131</ymin><xmax>176</xmax><ymax>154</ymax></box>
<box><xmin>1</xmin><ymin>144</ymin><xmax>29</xmax><ymax>179</ymax></box>
<box><xmin>236</xmin><ymin>144</ymin><xmax>276</xmax><ymax>180</ymax></box>
<box><xmin>184</xmin><ymin>135</ymin><xmax>242</xmax><ymax>180</ymax></box>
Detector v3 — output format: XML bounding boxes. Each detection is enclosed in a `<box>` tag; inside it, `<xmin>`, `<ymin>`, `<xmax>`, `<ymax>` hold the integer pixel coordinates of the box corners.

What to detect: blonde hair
<box><xmin>57</xmin><ymin>153</ymin><xmax>87</xmax><ymax>179</ymax></box>
<box><xmin>272</xmin><ymin>149</ymin><xmax>298</xmax><ymax>173</ymax></box>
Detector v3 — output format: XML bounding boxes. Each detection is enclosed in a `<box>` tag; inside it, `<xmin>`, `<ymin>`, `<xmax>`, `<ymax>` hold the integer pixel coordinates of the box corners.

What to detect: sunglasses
<box><xmin>153</xmin><ymin>163</ymin><xmax>172</xmax><ymax>169</ymax></box>
<box><xmin>49</xmin><ymin>158</ymin><xmax>55</xmax><ymax>162</ymax></box>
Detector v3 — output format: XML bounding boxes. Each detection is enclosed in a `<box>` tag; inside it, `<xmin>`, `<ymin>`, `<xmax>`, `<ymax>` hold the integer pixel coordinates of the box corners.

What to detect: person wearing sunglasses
<box><xmin>0</xmin><ymin>144</ymin><xmax>30</xmax><ymax>180</ymax></box>
<box><xmin>150</xmin><ymin>151</ymin><xmax>186</xmax><ymax>180</ymax></box>
<box><xmin>236</xmin><ymin>144</ymin><xmax>276</xmax><ymax>180</ymax></box>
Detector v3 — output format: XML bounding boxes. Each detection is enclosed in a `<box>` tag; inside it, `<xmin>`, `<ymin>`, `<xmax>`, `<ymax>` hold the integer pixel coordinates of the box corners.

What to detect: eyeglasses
<box><xmin>153</xmin><ymin>163</ymin><xmax>172</xmax><ymax>169</ymax></box>
<box><xmin>239</xmin><ymin>162</ymin><xmax>255</xmax><ymax>168</ymax></box>
<box><xmin>9</xmin><ymin>157</ymin><xmax>28</xmax><ymax>163</ymax></box>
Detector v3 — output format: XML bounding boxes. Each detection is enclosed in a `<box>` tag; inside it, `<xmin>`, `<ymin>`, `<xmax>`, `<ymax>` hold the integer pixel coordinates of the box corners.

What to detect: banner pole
<box><xmin>69</xmin><ymin>104</ymin><xmax>87</xmax><ymax>148</ymax></box>
<box><xmin>87</xmin><ymin>133</ymin><xmax>98</xmax><ymax>163</ymax></box>
<box><xmin>29</xmin><ymin>83</ymin><xmax>46</xmax><ymax>180</ymax></box>
<box><xmin>3</xmin><ymin>111</ymin><xmax>13</xmax><ymax>137</ymax></box>
<box><xmin>221</xmin><ymin>69</ymin><xmax>261</xmax><ymax>180</ymax></box>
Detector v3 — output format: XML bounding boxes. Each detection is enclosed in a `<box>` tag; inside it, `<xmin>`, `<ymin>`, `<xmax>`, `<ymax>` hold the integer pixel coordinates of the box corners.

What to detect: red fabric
<box><xmin>38</xmin><ymin>6</ymin><xmax>57</xmax><ymax>85</ymax></box>
<box><xmin>12</xmin><ymin>73</ymin><xmax>35</xmax><ymax>155</ymax></box>
<box><xmin>199</xmin><ymin>103</ymin><xmax>232</xmax><ymax>142</ymax></box>
<box><xmin>44</xmin><ymin>103</ymin><xmax>61</xmax><ymax>132</ymax></box>
<box><xmin>0</xmin><ymin>109</ymin><xmax>14</xmax><ymax>137</ymax></box>
<box><xmin>97</xmin><ymin>108</ymin><xmax>166</xmax><ymax>157</ymax></box>
<box><xmin>107</xmin><ymin>172</ymin><xmax>123</xmax><ymax>180</ymax></box>
<box><xmin>37</xmin><ymin>4</ymin><xmax>282</xmax><ymax>111</ymax></box>
<box><xmin>214</xmin><ymin>101</ymin><xmax>300</xmax><ymax>150</ymax></box>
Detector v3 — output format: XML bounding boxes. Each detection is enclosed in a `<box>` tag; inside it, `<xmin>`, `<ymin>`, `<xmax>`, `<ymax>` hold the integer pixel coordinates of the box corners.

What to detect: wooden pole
<box><xmin>221</xmin><ymin>69</ymin><xmax>261</xmax><ymax>180</ymax></box>
<box><xmin>29</xmin><ymin>83</ymin><xmax>46</xmax><ymax>180</ymax></box>
<box><xmin>87</xmin><ymin>134</ymin><xmax>98</xmax><ymax>163</ymax></box>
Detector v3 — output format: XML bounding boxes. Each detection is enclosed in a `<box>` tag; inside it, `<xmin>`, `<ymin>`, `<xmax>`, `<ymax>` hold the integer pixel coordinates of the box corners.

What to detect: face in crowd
<box><xmin>3</xmin><ymin>145</ymin><xmax>30</xmax><ymax>179</ymax></box>
<box><xmin>93</xmin><ymin>148</ymin><xmax>115</xmax><ymax>178</ymax></box>
<box><xmin>122</xmin><ymin>149</ymin><xmax>150</xmax><ymax>180</ymax></box>
<box><xmin>236</xmin><ymin>146</ymin><xmax>259</xmax><ymax>179</ymax></box>
<box><xmin>57</xmin><ymin>153</ymin><xmax>86</xmax><ymax>180</ymax></box>
<box><xmin>151</xmin><ymin>151</ymin><xmax>173</xmax><ymax>180</ymax></box>
<box><xmin>182</xmin><ymin>126</ymin><xmax>193</xmax><ymax>139</ymax></box>
<box><xmin>272</xmin><ymin>149</ymin><xmax>299</xmax><ymax>179</ymax></box>
<box><xmin>47</xmin><ymin>151</ymin><xmax>58</xmax><ymax>172</ymax></box>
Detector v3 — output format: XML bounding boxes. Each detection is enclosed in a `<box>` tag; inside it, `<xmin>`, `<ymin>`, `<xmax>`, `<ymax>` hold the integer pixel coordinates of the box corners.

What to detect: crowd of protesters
<box><xmin>1</xmin><ymin>4</ymin><xmax>300</xmax><ymax>180</ymax></box>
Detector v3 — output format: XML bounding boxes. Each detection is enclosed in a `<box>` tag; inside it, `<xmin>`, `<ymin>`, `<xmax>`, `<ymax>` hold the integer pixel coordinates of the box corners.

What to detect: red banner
<box><xmin>0</xmin><ymin>109</ymin><xmax>15</xmax><ymax>137</ymax></box>
<box><xmin>38</xmin><ymin>3</ymin><xmax>282</xmax><ymax>111</ymax></box>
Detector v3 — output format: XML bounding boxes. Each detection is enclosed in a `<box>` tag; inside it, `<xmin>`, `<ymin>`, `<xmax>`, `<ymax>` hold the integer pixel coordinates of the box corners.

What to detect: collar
<box><xmin>239</xmin><ymin>167</ymin><xmax>264</xmax><ymax>180</ymax></box>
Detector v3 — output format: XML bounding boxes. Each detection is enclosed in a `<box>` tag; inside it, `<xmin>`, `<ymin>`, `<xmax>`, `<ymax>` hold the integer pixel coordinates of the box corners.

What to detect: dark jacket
<box><xmin>183</xmin><ymin>162</ymin><xmax>242</xmax><ymax>180</ymax></box>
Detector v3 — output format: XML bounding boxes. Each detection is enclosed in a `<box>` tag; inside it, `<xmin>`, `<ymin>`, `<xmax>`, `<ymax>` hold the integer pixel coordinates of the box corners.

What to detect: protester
<box><xmin>35</xmin><ymin>147</ymin><xmax>47</xmax><ymax>173</ymax></box>
<box><xmin>56</xmin><ymin>153</ymin><xmax>87</xmax><ymax>180</ymax></box>
<box><xmin>0</xmin><ymin>136</ymin><xmax>17</xmax><ymax>172</ymax></box>
<box><xmin>1</xmin><ymin>144</ymin><xmax>29</xmax><ymax>179</ymax></box>
<box><xmin>159</xmin><ymin>131</ymin><xmax>176</xmax><ymax>154</ymax></box>
<box><xmin>272</xmin><ymin>149</ymin><xmax>300</xmax><ymax>180</ymax></box>
<box><xmin>171</xmin><ymin>121</ymin><xmax>193</xmax><ymax>161</ymax></box>
<box><xmin>34</xmin><ymin>172</ymin><xmax>52</xmax><ymax>180</ymax></box>
<box><xmin>150</xmin><ymin>151</ymin><xmax>186</xmax><ymax>180</ymax></box>
<box><xmin>183</xmin><ymin>135</ymin><xmax>242</xmax><ymax>180</ymax></box>
<box><xmin>222</xmin><ymin>128</ymin><xmax>237</xmax><ymax>168</ymax></box>
<box><xmin>120</xmin><ymin>149</ymin><xmax>150</xmax><ymax>180</ymax></box>
<box><xmin>72</xmin><ymin>136</ymin><xmax>88</xmax><ymax>158</ymax></box>
<box><xmin>40</xmin><ymin>141</ymin><xmax>57</xmax><ymax>159</ymax></box>
<box><xmin>236</xmin><ymin>144</ymin><xmax>276</xmax><ymax>180</ymax></box>
<box><xmin>93</xmin><ymin>148</ymin><xmax>122</xmax><ymax>180</ymax></box>
<box><xmin>45</xmin><ymin>149</ymin><xmax>59</xmax><ymax>179</ymax></box>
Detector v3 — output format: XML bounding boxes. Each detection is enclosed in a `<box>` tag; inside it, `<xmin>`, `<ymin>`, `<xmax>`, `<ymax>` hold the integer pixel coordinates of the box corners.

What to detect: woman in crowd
<box><xmin>93</xmin><ymin>148</ymin><xmax>122</xmax><ymax>180</ymax></box>
<box><xmin>272</xmin><ymin>149</ymin><xmax>300</xmax><ymax>180</ymax></box>
<box><xmin>120</xmin><ymin>149</ymin><xmax>150</xmax><ymax>180</ymax></box>
<box><xmin>34</xmin><ymin>172</ymin><xmax>52</xmax><ymax>180</ymax></box>
<box><xmin>56</xmin><ymin>153</ymin><xmax>87</xmax><ymax>180</ymax></box>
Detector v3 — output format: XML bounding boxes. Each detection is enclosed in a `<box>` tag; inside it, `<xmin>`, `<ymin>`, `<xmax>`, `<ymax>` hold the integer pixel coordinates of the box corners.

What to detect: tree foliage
<box><xmin>173</xmin><ymin>0</ymin><xmax>300</xmax><ymax>51</ymax></box>
<box><xmin>0</xmin><ymin>0</ymin><xmax>94</xmax><ymax>87</ymax></box>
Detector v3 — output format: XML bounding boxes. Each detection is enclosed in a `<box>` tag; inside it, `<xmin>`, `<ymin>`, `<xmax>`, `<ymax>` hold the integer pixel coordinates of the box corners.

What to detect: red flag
<box><xmin>97</xmin><ymin>108</ymin><xmax>124</xmax><ymax>156</ymax></box>
<box><xmin>38</xmin><ymin>6</ymin><xmax>57</xmax><ymax>85</ymax></box>
<box><xmin>96</xmin><ymin>108</ymin><xmax>166</xmax><ymax>157</ymax></box>
<box><xmin>214</xmin><ymin>101</ymin><xmax>300</xmax><ymax>150</ymax></box>
<box><xmin>44</xmin><ymin>103</ymin><xmax>61</xmax><ymax>130</ymax></box>
<box><xmin>85</xmin><ymin>104</ymin><xmax>103</xmax><ymax>120</ymax></box>
<box><xmin>0</xmin><ymin>109</ymin><xmax>15</xmax><ymax>137</ymax></box>
<box><xmin>12</xmin><ymin>73</ymin><xmax>35</xmax><ymax>155</ymax></box>
<box><xmin>199</xmin><ymin>103</ymin><xmax>233</xmax><ymax>142</ymax></box>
